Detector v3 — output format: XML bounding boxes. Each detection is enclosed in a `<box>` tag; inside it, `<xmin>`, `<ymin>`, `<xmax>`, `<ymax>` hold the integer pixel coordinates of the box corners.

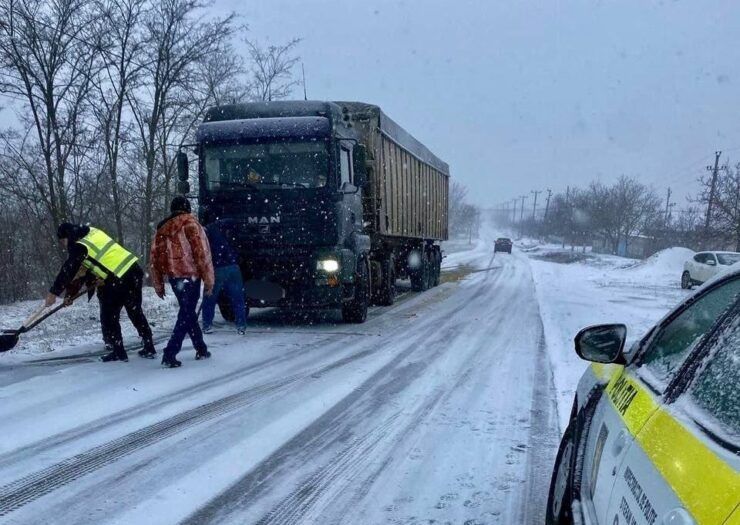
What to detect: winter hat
<box><xmin>170</xmin><ymin>196</ymin><xmax>192</xmax><ymax>214</ymax></box>
<box><xmin>57</xmin><ymin>223</ymin><xmax>90</xmax><ymax>242</ymax></box>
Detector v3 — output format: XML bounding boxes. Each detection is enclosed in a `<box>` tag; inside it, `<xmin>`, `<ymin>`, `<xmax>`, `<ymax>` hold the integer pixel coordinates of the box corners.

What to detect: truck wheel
<box><xmin>218</xmin><ymin>293</ymin><xmax>235</xmax><ymax>322</ymax></box>
<box><xmin>377</xmin><ymin>255</ymin><xmax>396</xmax><ymax>306</ymax></box>
<box><xmin>342</xmin><ymin>258</ymin><xmax>370</xmax><ymax>323</ymax></box>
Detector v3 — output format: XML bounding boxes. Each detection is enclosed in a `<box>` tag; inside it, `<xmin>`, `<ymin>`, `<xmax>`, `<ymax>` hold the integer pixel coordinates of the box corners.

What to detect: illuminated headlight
<box><xmin>317</xmin><ymin>259</ymin><xmax>340</xmax><ymax>272</ymax></box>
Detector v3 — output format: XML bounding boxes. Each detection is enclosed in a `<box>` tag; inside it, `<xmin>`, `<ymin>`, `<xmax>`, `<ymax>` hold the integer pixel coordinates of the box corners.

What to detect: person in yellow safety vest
<box><xmin>45</xmin><ymin>223</ymin><xmax>157</xmax><ymax>362</ymax></box>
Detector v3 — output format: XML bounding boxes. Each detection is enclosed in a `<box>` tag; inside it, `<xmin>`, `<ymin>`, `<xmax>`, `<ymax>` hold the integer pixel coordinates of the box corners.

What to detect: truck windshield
<box><xmin>204</xmin><ymin>140</ymin><xmax>328</xmax><ymax>190</ymax></box>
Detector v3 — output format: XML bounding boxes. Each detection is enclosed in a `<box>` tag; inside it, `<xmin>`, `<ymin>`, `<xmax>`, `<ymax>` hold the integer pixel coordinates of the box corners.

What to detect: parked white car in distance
<box><xmin>682</xmin><ymin>251</ymin><xmax>740</xmax><ymax>288</ymax></box>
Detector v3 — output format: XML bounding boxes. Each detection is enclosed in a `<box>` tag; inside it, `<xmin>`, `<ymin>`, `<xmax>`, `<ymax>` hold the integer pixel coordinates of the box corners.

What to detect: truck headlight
<box><xmin>317</xmin><ymin>259</ymin><xmax>340</xmax><ymax>272</ymax></box>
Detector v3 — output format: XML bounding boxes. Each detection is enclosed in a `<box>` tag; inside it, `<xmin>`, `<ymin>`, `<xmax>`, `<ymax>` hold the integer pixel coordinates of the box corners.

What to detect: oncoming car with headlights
<box><xmin>547</xmin><ymin>269</ymin><xmax>740</xmax><ymax>525</ymax></box>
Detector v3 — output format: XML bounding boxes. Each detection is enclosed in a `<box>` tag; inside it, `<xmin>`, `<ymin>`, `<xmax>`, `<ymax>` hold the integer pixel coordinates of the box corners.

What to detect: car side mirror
<box><xmin>352</xmin><ymin>145</ymin><xmax>368</xmax><ymax>188</ymax></box>
<box><xmin>706</xmin><ymin>259</ymin><xmax>717</xmax><ymax>266</ymax></box>
<box><xmin>574</xmin><ymin>324</ymin><xmax>627</xmax><ymax>364</ymax></box>
<box><xmin>340</xmin><ymin>181</ymin><xmax>358</xmax><ymax>194</ymax></box>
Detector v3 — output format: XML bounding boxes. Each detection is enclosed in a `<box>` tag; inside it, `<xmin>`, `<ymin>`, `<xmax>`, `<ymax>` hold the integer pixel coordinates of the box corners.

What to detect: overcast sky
<box><xmin>220</xmin><ymin>1</ymin><xmax>740</xmax><ymax>209</ymax></box>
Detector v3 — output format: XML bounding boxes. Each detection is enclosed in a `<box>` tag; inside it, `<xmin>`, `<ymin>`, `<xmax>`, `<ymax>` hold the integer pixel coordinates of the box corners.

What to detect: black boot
<box><xmin>101</xmin><ymin>346</ymin><xmax>128</xmax><ymax>362</ymax></box>
<box><xmin>195</xmin><ymin>347</ymin><xmax>211</xmax><ymax>360</ymax></box>
<box><xmin>138</xmin><ymin>338</ymin><xmax>157</xmax><ymax>359</ymax></box>
<box><xmin>161</xmin><ymin>353</ymin><xmax>182</xmax><ymax>368</ymax></box>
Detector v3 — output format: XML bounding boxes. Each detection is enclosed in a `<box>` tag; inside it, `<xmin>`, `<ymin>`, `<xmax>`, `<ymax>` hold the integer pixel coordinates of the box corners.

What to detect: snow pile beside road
<box><xmin>0</xmin><ymin>289</ymin><xmax>178</xmax><ymax>359</ymax></box>
<box><xmin>528</xmin><ymin>247</ymin><xmax>689</xmax><ymax>430</ymax></box>
<box><xmin>623</xmin><ymin>247</ymin><xmax>695</xmax><ymax>283</ymax></box>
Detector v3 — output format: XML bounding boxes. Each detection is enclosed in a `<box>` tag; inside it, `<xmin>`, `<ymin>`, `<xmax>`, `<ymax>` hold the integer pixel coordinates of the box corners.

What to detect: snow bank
<box><xmin>623</xmin><ymin>247</ymin><xmax>695</xmax><ymax>282</ymax></box>
<box><xmin>528</xmin><ymin>247</ymin><xmax>690</xmax><ymax>431</ymax></box>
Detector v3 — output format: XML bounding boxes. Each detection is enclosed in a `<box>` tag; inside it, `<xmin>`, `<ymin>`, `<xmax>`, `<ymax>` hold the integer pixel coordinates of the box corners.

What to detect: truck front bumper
<box><xmin>242</xmin><ymin>248</ymin><xmax>356</xmax><ymax>308</ymax></box>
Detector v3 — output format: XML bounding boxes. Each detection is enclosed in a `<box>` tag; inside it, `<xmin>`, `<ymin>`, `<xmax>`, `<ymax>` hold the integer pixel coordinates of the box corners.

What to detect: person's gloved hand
<box><xmin>44</xmin><ymin>293</ymin><xmax>57</xmax><ymax>307</ymax></box>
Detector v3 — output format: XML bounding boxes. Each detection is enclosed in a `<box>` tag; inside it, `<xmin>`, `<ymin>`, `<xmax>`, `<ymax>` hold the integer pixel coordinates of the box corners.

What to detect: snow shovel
<box><xmin>0</xmin><ymin>289</ymin><xmax>88</xmax><ymax>353</ymax></box>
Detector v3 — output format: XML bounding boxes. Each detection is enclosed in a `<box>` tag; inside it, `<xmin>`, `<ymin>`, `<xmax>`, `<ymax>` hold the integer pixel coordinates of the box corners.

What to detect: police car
<box><xmin>547</xmin><ymin>268</ymin><xmax>740</xmax><ymax>525</ymax></box>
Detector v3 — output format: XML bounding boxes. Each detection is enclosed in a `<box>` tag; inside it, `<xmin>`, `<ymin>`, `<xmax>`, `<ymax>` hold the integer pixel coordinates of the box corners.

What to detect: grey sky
<box><xmin>220</xmin><ymin>1</ymin><xmax>740</xmax><ymax>209</ymax></box>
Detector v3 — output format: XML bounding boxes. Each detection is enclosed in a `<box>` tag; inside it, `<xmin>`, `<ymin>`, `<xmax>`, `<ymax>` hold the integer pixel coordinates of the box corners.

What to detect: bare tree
<box><xmin>0</xmin><ymin>0</ymin><xmax>101</xmax><ymax>228</ymax></box>
<box><xmin>708</xmin><ymin>162</ymin><xmax>740</xmax><ymax>250</ymax></box>
<box><xmin>126</xmin><ymin>0</ymin><xmax>236</xmax><ymax>255</ymax></box>
<box><xmin>244</xmin><ymin>38</ymin><xmax>301</xmax><ymax>101</ymax></box>
<box><xmin>90</xmin><ymin>0</ymin><xmax>148</xmax><ymax>243</ymax></box>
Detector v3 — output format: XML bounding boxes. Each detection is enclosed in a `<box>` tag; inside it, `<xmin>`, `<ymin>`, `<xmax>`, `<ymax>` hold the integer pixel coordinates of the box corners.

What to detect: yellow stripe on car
<box><xmin>606</xmin><ymin>370</ymin><xmax>740</xmax><ymax>524</ymax></box>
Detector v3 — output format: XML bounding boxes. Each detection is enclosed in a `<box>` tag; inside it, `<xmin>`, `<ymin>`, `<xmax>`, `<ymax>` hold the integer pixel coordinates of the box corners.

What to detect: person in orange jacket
<box><xmin>150</xmin><ymin>197</ymin><xmax>214</xmax><ymax>368</ymax></box>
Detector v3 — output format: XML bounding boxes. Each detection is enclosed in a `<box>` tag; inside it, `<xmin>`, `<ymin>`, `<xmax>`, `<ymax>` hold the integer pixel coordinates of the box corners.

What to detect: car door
<box><xmin>692</xmin><ymin>253</ymin><xmax>709</xmax><ymax>283</ymax></box>
<box><xmin>688</xmin><ymin>254</ymin><xmax>704</xmax><ymax>282</ymax></box>
<box><xmin>704</xmin><ymin>253</ymin><xmax>719</xmax><ymax>281</ymax></box>
<box><xmin>604</xmin><ymin>276</ymin><xmax>740</xmax><ymax>525</ymax></box>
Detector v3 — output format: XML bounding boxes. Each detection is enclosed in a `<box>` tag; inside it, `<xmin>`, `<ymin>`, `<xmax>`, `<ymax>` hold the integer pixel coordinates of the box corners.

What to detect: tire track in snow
<box><xmin>0</xmin><ymin>284</ymin><xmax>451</xmax><ymax>474</ymax></box>
<box><xmin>184</xmin><ymin>260</ymin><xmax>514</xmax><ymax>525</ymax></box>
<box><xmin>0</xmin><ymin>284</ymin><xmax>459</xmax><ymax>518</ymax></box>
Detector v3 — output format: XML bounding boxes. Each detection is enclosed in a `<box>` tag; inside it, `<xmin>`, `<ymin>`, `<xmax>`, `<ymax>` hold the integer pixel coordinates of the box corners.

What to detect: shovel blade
<box><xmin>0</xmin><ymin>332</ymin><xmax>20</xmax><ymax>352</ymax></box>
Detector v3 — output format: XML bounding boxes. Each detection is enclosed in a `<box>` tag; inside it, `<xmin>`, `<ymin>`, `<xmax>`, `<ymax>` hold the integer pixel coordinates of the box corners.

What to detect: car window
<box><xmin>707</xmin><ymin>254</ymin><xmax>717</xmax><ymax>265</ymax></box>
<box><xmin>717</xmin><ymin>253</ymin><xmax>740</xmax><ymax>266</ymax></box>
<box><xmin>694</xmin><ymin>254</ymin><xmax>706</xmax><ymax>263</ymax></box>
<box><xmin>685</xmin><ymin>308</ymin><xmax>740</xmax><ymax>443</ymax></box>
<box><xmin>637</xmin><ymin>278</ymin><xmax>740</xmax><ymax>391</ymax></box>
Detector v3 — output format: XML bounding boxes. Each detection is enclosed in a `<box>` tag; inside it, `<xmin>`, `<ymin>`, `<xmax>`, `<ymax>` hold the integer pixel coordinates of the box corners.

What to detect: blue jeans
<box><xmin>165</xmin><ymin>277</ymin><xmax>206</xmax><ymax>357</ymax></box>
<box><xmin>201</xmin><ymin>264</ymin><xmax>247</xmax><ymax>330</ymax></box>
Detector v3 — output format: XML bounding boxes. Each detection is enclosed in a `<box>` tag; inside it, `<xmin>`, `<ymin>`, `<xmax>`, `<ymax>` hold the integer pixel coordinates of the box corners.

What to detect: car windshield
<box><xmin>204</xmin><ymin>141</ymin><xmax>328</xmax><ymax>190</ymax></box>
<box><xmin>687</xmin><ymin>308</ymin><xmax>740</xmax><ymax>442</ymax></box>
<box><xmin>716</xmin><ymin>253</ymin><xmax>740</xmax><ymax>266</ymax></box>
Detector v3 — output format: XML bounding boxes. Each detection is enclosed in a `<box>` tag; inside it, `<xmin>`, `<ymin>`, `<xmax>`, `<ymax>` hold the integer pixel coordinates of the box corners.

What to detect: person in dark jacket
<box><xmin>46</xmin><ymin>223</ymin><xmax>156</xmax><ymax>362</ymax></box>
<box><xmin>201</xmin><ymin>220</ymin><xmax>247</xmax><ymax>334</ymax></box>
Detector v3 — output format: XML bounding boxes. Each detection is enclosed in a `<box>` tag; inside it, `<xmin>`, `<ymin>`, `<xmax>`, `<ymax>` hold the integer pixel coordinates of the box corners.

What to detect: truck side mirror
<box><xmin>177</xmin><ymin>180</ymin><xmax>191</xmax><ymax>195</ymax></box>
<box><xmin>176</xmin><ymin>151</ymin><xmax>189</xmax><ymax>182</ymax></box>
<box><xmin>353</xmin><ymin>145</ymin><xmax>368</xmax><ymax>188</ymax></box>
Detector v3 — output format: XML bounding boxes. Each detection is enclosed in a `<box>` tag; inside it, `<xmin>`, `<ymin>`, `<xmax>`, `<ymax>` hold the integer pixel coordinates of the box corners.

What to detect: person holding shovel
<box><xmin>46</xmin><ymin>223</ymin><xmax>156</xmax><ymax>362</ymax></box>
<box><xmin>150</xmin><ymin>197</ymin><xmax>214</xmax><ymax>368</ymax></box>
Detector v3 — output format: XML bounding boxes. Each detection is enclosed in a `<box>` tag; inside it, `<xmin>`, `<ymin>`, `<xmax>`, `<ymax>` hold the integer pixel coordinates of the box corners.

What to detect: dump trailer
<box><xmin>178</xmin><ymin>101</ymin><xmax>449</xmax><ymax>323</ymax></box>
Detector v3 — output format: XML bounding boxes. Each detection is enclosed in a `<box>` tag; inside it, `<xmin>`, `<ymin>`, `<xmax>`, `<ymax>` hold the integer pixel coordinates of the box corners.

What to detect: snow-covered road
<box><xmin>0</xmin><ymin>226</ymin><xmax>560</xmax><ymax>524</ymax></box>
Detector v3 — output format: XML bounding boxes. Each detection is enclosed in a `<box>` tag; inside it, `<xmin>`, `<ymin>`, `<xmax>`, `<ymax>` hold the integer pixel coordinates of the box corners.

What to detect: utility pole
<box><xmin>531</xmin><ymin>190</ymin><xmax>542</xmax><ymax>220</ymax></box>
<box><xmin>301</xmin><ymin>63</ymin><xmax>308</xmax><ymax>101</ymax></box>
<box><xmin>511</xmin><ymin>198</ymin><xmax>518</xmax><ymax>224</ymax></box>
<box><xmin>519</xmin><ymin>195</ymin><xmax>528</xmax><ymax>237</ymax></box>
<box><xmin>664</xmin><ymin>187</ymin><xmax>673</xmax><ymax>227</ymax></box>
<box><xmin>564</xmin><ymin>186</ymin><xmax>571</xmax><ymax>249</ymax></box>
<box><xmin>519</xmin><ymin>195</ymin><xmax>527</xmax><ymax>223</ymax></box>
<box><xmin>544</xmin><ymin>189</ymin><xmax>553</xmax><ymax>220</ymax></box>
<box><xmin>704</xmin><ymin>151</ymin><xmax>722</xmax><ymax>236</ymax></box>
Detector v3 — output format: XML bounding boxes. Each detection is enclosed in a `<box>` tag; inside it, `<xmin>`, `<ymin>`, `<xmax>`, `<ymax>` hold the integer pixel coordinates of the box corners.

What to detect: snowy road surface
<box><xmin>0</xmin><ymin>231</ymin><xmax>560</xmax><ymax>524</ymax></box>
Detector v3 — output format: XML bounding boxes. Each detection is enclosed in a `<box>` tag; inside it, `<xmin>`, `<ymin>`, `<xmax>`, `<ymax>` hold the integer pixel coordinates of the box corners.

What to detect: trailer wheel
<box><xmin>423</xmin><ymin>251</ymin><xmax>433</xmax><ymax>290</ymax></box>
<box><xmin>376</xmin><ymin>254</ymin><xmax>396</xmax><ymax>306</ymax></box>
<box><xmin>410</xmin><ymin>250</ymin><xmax>431</xmax><ymax>292</ymax></box>
<box><xmin>342</xmin><ymin>258</ymin><xmax>370</xmax><ymax>323</ymax></box>
<box><xmin>432</xmin><ymin>250</ymin><xmax>441</xmax><ymax>287</ymax></box>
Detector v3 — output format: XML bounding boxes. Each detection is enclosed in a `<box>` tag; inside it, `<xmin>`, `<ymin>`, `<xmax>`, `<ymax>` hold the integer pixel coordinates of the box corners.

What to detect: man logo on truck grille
<box><xmin>247</xmin><ymin>216</ymin><xmax>280</xmax><ymax>225</ymax></box>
